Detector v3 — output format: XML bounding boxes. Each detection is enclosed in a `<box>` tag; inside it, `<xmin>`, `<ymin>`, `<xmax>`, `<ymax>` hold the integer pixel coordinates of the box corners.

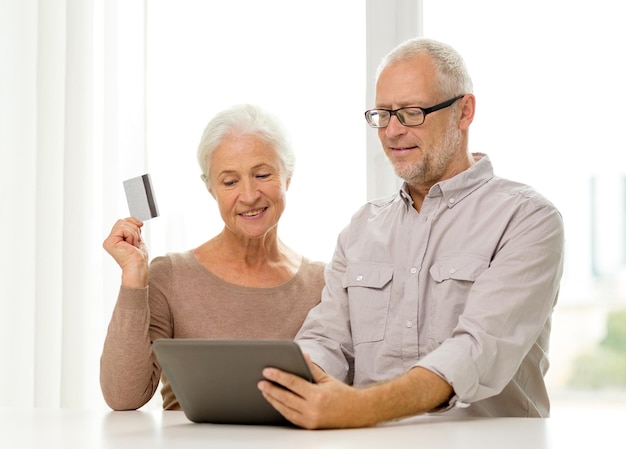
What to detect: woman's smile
<box><xmin>239</xmin><ymin>207</ymin><xmax>268</xmax><ymax>218</ymax></box>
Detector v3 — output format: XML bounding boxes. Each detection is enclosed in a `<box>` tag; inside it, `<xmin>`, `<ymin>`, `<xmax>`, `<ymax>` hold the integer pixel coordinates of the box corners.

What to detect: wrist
<box><xmin>121</xmin><ymin>265</ymin><xmax>148</xmax><ymax>289</ymax></box>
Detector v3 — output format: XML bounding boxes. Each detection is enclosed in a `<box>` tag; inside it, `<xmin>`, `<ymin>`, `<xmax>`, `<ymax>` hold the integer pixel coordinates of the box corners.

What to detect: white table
<box><xmin>1</xmin><ymin>406</ymin><xmax>623</xmax><ymax>449</ymax></box>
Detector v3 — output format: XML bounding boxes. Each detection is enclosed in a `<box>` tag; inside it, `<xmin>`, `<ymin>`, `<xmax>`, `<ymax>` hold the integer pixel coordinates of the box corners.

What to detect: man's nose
<box><xmin>384</xmin><ymin>114</ymin><xmax>407</xmax><ymax>138</ymax></box>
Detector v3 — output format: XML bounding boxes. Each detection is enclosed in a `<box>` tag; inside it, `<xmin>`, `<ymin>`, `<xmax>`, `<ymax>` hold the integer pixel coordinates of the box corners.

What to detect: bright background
<box><xmin>1</xmin><ymin>0</ymin><xmax>625</xmax><ymax>410</ymax></box>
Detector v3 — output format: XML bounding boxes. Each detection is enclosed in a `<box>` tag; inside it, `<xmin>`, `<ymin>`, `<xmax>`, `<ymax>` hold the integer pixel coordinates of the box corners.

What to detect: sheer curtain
<box><xmin>0</xmin><ymin>0</ymin><xmax>416</xmax><ymax>409</ymax></box>
<box><xmin>0</xmin><ymin>0</ymin><xmax>147</xmax><ymax>408</ymax></box>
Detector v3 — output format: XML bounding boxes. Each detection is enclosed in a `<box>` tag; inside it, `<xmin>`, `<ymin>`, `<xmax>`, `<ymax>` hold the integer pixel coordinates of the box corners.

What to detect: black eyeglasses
<box><xmin>364</xmin><ymin>95</ymin><xmax>465</xmax><ymax>128</ymax></box>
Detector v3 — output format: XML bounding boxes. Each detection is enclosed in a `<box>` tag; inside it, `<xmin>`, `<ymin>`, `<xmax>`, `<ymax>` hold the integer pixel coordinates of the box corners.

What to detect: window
<box><xmin>424</xmin><ymin>0</ymin><xmax>626</xmax><ymax>400</ymax></box>
<box><xmin>145</xmin><ymin>0</ymin><xmax>366</xmax><ymax>264</ymax></box>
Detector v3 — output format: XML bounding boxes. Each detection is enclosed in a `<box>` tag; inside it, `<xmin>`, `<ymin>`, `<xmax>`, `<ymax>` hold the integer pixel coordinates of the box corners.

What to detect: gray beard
<box><xmin>394</xmin><ymin>119</ymin><xmax>462</xmax><ymax>187</ymax></box>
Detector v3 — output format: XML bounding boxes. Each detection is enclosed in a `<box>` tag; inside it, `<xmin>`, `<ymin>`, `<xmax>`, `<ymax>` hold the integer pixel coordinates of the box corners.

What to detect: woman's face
<box><xmin>208</xmin><ymin>134</ymin><xmax>290</xmax><ymax>241</ymax></box>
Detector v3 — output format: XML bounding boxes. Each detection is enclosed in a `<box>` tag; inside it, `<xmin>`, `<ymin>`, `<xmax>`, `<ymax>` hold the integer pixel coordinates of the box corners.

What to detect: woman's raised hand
<box><xmin>103</xmin><ymin>217</ymin><xmax>149</xmax><ymax>288</ymax></box>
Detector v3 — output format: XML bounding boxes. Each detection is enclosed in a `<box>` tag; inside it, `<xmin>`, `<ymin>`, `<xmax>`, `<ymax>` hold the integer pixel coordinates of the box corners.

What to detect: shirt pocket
<box><xmin>342</xmin><ymin>262</ymin><xmax>394</xmax><ymax>345</ymax></box>
<box><xmin>428</xmin><ymin>254</ymin><xmax>489</xmax><ymax>342</ymax></box>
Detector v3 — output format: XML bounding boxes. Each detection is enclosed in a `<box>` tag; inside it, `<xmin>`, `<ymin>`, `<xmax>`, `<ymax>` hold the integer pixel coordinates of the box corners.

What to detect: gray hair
<box><xmin>197</xmin><ymin>104</ymin><xmax>295</xmax><ymax>185</ymax></box>
<box><xmin>376</xmin><ymin>37</ymin><xmax>473</xmax><ymax>97</ymax></box>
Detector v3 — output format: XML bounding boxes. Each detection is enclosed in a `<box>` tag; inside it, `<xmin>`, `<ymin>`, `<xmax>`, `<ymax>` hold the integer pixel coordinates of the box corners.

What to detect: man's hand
<box><xmin>257</xmin><ymin>355</ymin><xmax>375</xmax><ymax>429</ymax></box>
<box><xmin>258</xmin><ymin>355</ymin><xmax>454</xmax><ymax>429</ymax></box>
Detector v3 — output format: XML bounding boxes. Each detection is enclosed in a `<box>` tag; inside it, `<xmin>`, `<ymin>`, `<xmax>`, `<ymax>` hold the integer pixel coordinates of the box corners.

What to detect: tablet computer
<box><xmin>152</xmin><ymin>339</ymin><xmax>313</xmax><ymax>425</ymax></box>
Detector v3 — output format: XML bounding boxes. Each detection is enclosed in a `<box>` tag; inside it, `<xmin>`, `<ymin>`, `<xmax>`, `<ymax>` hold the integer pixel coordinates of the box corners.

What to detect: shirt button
<box><xmin>406</xmin><ymin>320</ymin><xmax>414</xmax><ymax>328</ymax></box>
<box><xmin>449</xmin><ymin>268</ymin><xmax>456</xmax><ymax>275</ymax></box>
<box><xmin>448</xmin><ymin>197</ymin><xmax>456</xmax><ymax>204</ymax></box>
<box><xmin>410</xmin><ymin>267</ymin><xmax>417</xmax><ymax>274</ymax></box>
<box><xmin>356</xmin><ymin>275</ymin><xmax>363</xmax><ymax>281</ymax></box>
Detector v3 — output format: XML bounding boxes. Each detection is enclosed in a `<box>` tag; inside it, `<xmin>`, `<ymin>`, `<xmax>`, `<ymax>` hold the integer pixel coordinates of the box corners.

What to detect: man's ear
<box><xmin>459</xmin><ymin>94</ymin><xmax>476</xmax><ymax>131</ymax></box>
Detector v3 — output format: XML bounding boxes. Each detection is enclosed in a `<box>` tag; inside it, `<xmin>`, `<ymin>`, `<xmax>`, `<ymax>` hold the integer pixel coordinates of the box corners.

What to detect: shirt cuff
<box><xmin>116</xmin><ymin>285</ymin><xmax>149</xmax><ymax>310</ymax></box>
<box><xmin>414</xmin><ymin>338</ymin><xmax>482</xmax><ymax>404</ymax></box>
<box><xmin>428</xmin><ymin>394</ymin><xmax>471</xmax><ymax>414</ymax></box>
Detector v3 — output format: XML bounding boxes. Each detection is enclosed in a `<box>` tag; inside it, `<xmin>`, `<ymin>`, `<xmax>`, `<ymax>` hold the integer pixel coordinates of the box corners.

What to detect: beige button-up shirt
<box><xmin>296</xmin><ymin>153</ymin><xmax>564</xmax><ymax>417</ymax></box>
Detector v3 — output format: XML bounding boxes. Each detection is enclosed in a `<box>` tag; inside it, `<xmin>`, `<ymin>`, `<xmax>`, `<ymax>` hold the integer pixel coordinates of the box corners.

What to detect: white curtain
<box><xmin>0</xmin><ymin>0</ymin><xmax>147</xmax><ymax>408</ymax></box>
<box><xmin>0</xmin><ymin>0</ymin><xmax>417</xmax><ymax>410</ymax></box>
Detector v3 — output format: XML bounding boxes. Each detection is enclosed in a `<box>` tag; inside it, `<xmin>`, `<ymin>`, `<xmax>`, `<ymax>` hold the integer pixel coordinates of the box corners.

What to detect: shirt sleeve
<box><xmin>99</xmin><ymin>256</ymin><xmax>174</xmax><ymax>410</ymax></box>
<box><xmin>415</xmin><ymin>197</ymin><xmax>565</xmax><ymax>406</ymax></box>
<box><xmin>296</xmin><ymin>228</ymin><xmax>355</xmax><ymax>383</ymax></box>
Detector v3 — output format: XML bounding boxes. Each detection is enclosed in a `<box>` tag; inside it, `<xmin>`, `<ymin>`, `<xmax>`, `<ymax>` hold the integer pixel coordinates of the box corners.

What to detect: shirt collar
<box><xmin>399</xmin><ymin>153</ymin><xmax>495</xmax><ymax>209</ymax></box>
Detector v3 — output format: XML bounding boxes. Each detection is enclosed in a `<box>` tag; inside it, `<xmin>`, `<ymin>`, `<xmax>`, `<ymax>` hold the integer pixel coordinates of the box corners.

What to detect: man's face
<box><xmin>375</xmin><ymin>54</ymin><xmax>463</xmax><ymax>188</ymax></box>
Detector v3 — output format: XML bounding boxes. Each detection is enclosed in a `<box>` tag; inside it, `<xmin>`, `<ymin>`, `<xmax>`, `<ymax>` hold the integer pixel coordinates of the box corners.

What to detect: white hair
<box><xmin>197</xmin><ymin>104</ymin><xmax>295</xmax><ymax>185</ymax></box>
<box><xmin>377</xmin><ymin>37</ymin><xmax>473</xmax><ymax>96</ymax></box>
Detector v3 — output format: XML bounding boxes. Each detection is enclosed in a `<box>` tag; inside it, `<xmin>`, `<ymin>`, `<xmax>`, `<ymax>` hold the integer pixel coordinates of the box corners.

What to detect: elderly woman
<box><xmin>100</xmin><ymin>104</ymin><xmax>325</xmax><ymax>411</ymax></box>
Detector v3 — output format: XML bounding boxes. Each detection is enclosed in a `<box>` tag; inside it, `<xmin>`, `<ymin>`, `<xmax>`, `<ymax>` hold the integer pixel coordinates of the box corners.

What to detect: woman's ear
<box><xmin>207</xmin><ymin>184</ymin><xmax>216</xmax><ymax>199</ymax></box>
<box><xmin>201</xmin><ymin>174</ymin><xmax>216</xmax><ymax>198</ymax></box>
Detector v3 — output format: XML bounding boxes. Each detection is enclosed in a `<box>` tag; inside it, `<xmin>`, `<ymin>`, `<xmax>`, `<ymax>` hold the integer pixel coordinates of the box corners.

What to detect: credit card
<box><xmin>123</xmin><ymin>173</ymin><xmax>160</xmax><ymax>221</ymax></box>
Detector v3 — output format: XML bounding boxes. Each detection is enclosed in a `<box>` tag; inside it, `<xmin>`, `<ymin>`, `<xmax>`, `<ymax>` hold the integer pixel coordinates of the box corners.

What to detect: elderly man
<box><xmin>258</xmin><ymin>37</ymin><xmax>564</xmax><ymax>429</ymax></box>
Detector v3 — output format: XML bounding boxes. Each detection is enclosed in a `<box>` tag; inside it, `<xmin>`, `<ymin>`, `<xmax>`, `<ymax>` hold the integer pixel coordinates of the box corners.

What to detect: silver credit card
<box><xmin>123</xmin><ymin>173</ymin><xmax>159</xmax><ymax>221</ymax></box>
